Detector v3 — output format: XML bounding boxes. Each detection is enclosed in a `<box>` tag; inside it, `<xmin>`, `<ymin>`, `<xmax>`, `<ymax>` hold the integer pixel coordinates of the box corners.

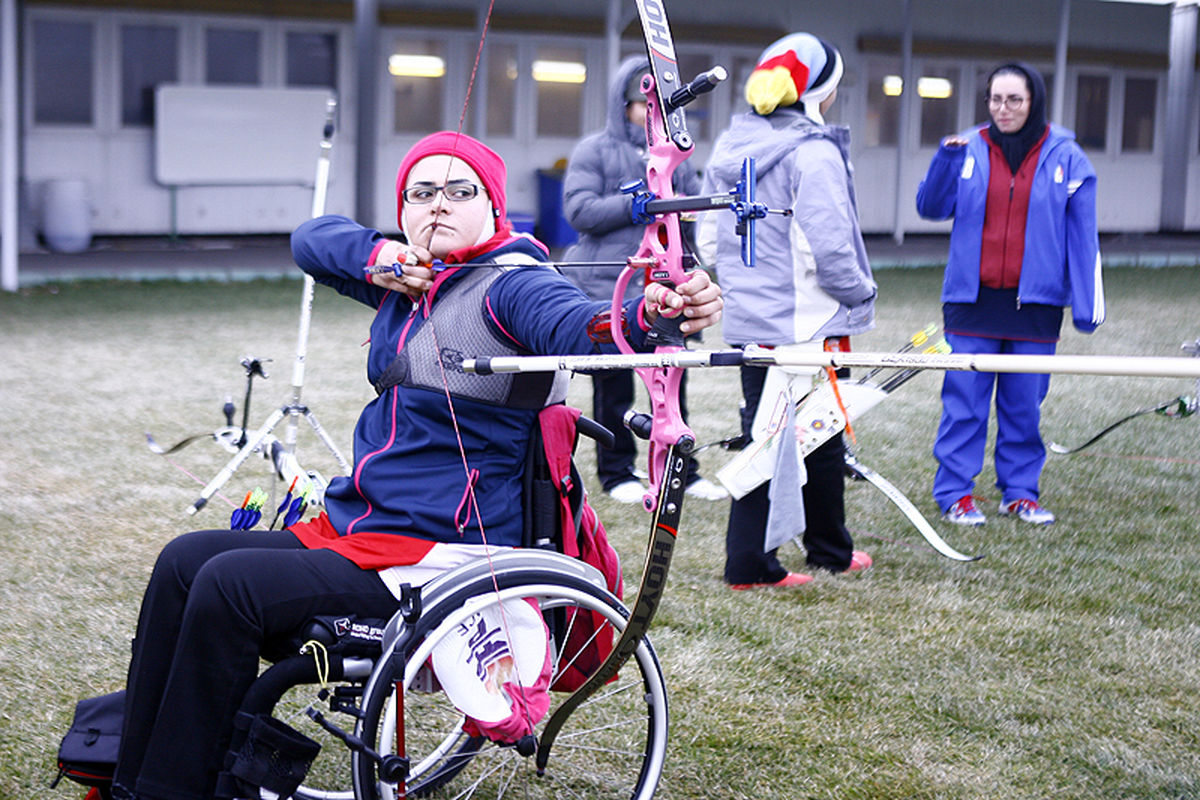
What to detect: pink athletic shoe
<box><xmin>729</xmin><ymin>572</ymin><xmax>814</xmax><ymax>590</ymax></box>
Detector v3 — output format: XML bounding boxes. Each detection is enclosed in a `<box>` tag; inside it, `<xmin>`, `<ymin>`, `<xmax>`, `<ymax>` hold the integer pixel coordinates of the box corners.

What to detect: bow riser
<box><xmin>609</xmin><ymin>67</ymin><xmax>697</xmax><ymax>511</ymax></box>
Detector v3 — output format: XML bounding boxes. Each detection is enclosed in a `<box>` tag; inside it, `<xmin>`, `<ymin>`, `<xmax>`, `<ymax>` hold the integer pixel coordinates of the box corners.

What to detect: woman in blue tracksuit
<box><xmin>110</xmin><ymin>131</ymin><xmax>723</xmax><ymax>800</ymax></box>
<box><xmin>916</xmin><ymin>62</ymin><xmax>1104</xmax><ymax>527</ymax></box>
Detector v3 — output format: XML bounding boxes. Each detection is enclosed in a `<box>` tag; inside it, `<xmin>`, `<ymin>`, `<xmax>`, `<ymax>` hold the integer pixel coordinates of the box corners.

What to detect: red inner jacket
<box><xmin>979</xmin><ymin>127</ymin><xmax>1048</xmax><ymax>289</ymax></box>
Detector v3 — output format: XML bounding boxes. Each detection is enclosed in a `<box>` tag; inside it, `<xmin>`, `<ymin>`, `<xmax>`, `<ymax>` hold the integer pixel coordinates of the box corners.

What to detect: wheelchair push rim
<box><xmin>353</xmin><ymin>578</ymin><xmax>669</xmax><ymax>800</ymax></box>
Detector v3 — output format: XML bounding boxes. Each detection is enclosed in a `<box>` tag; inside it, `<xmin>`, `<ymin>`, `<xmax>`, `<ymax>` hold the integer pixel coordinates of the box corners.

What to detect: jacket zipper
<box><xmin>1011</xmin><ymin>176</ymin><xmax>1021</xmax><ymax>309</ymax></box>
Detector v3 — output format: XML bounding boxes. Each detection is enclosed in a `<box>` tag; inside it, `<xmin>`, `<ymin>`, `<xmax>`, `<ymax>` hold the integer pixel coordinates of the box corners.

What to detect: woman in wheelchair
<box><xmin>110</xmin><ymin>131</ymin><xmax>722</xmax><ymax>800</ymax></box>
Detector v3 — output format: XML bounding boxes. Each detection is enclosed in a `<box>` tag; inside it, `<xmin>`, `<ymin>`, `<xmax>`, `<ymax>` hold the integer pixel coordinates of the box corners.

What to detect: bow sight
<box><xmin>622</xmin><ymin>156</ymin><xmax>791</xmax><ymax>270</ymax></box>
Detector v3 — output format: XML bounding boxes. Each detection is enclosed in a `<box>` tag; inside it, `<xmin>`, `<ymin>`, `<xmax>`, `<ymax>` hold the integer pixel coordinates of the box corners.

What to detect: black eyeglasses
<box><xmin>987</xmin><ymin>94</ymin><xmax>1028</xmax><ymax>111</ymax></box>
<box><xmin>402</xmin><ymin>180</ymin><xmax>482</xmax><ymax>204</ymax></box>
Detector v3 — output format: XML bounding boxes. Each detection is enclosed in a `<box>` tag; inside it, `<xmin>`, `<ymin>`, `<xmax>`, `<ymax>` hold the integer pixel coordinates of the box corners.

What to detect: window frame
<box><xmin>117</xmin><ymin>20</ymin><xmax>182</xmax><ymax>129</ymax></box>
<box><xmin>25</xmin><ymin>9</ymin><xmax>101</xmax><ymax>131</ymax></box>
<box><xmin>203</xmin><ymin>25</ymin><xmax>264</xmax><ymax>87</ymax></box>
<box><xmin>1118</xmin><ymin>71</ymin><xmax>1159</xmax><ymax>155</ymax></box>
<box><xmin>1070</xmin><ymin>69</ymin><xmax>1115</xmax><ymax>155</ymax></box>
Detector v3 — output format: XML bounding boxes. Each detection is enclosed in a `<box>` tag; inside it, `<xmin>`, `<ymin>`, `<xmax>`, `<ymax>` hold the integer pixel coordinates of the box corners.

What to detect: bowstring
<box><xmin>420</xmin><ymin>0</ymin><xmax>542</xmax><ymax>738</ymax></box>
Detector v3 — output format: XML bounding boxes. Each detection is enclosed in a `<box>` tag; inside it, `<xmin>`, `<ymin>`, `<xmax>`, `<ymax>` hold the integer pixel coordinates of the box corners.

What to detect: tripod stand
<box><xmin>187</xmin><ymin>97</ymin><xmax>351</xmax><ymax>515</ymax></box>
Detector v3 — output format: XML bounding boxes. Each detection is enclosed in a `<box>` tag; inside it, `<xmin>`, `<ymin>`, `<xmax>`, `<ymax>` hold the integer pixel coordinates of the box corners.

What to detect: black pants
<box><xmin>723</xmin><ymin>365</ymin><xmax>854</xmax><ymax>584</ymax></box>
<box><xmin>113</xmin><ymin>530</ymin><xmax>400</xmax><ymax>800</ymax></box>
<box><xmin>592</xmin><ymin>369</ymin><xmax>700</xmax><ymax>491</ymax></box>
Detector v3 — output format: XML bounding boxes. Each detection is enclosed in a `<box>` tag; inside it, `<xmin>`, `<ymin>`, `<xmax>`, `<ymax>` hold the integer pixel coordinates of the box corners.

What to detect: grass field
<box><xmin>2</xmin><ymin>265</ymin><xmax>1198</xmax><ymax>799</ymax></box>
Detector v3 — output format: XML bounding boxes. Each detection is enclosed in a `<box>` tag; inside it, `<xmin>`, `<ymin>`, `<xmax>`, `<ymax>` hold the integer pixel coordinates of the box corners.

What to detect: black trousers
<box><xmin>723</xmin><ymin>365</ymin><xmax>854</xmax><ymax>584</ymax></box>
<box><xmin>592</xmin><ymin>369</ymin><xmax>700</xmax><ymax>491</ymax></box>
<box><xmin>112</xmin><ymin>530</ymin><xmax>400</xmax><ymax>800</ymax></box>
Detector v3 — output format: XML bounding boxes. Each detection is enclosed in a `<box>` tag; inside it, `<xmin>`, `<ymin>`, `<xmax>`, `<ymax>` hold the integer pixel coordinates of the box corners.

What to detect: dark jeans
<box><xmin>592</xmin><ymin>369</ymin><xmax>700</xmax><ymax>491</ymax></box>
<box><xmin>724</xmin><ymin>365</ymin><xmax>854</xmax><ymax>584</ymax></box>
<box><xmin>113</xmin><ymin>530</ymin><xmax>399</xmax><ymax>800</ymax></box>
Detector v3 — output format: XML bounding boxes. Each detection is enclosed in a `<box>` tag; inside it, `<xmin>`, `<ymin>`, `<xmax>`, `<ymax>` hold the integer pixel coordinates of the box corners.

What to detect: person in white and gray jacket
<box><xmin>699</xmin><ymin>33</ymin><xmax>876</xmax><ymax>588</ymax></box>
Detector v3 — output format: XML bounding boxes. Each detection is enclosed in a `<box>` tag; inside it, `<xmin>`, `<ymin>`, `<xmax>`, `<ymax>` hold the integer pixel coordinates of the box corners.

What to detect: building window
<box><xmin>1122</xmin><ymin>76</ymin><xmax>1156</xmax><ymax>153</ymax></box>
<box><xmin>918</xmin><ymin>67</ymin><xmax>957</xmax><ymax>147</ymax></box>
<box><xmin>729</xmin><ymin>54</ymin><xmax>760</xmax><ymax>117</ymax></box>
<box><xmin>486</xmin><ymin>42</ymin><xmax>517</xmax><ymax>137</ymax></box>
<box><xmin>1075</xmin><ymin>74</ymin><xmax>1109</xmax><ymax>151</ymax></box>
<box><xmin>33</xmin><ymin>19</ymin><xmax>94</xmax><ymax>125</ymax></box>
<box><xmin>390</xmin><ymin>38</ymin><xmax>445</xmax><ymax>134</ymax></box>
<box><xmin>206</xmin><ymin>28</ymin><xmax>260</xmax><ymax>85</ymax></box>
<box><xmin>121</xmin><ymin>24</ymin><xmax>178</xmax><ymax>127</ymax></box>
<box><xmin>287</xmin><ymin>31</ymin><xmax>337</xmax><ymax>90</ymax></box>
<box><xmin>534</xmin><ymin>45</ymin><xmax>585</xmax><ymax>138</ymax></box>
<box><xmin>864</xmin><ymin>59</ymin><xmax>901</xmax><ymax>147</ymax></box>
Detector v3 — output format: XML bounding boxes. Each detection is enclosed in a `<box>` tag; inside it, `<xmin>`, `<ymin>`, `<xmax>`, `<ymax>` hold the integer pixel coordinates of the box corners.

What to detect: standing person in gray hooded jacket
<box><xmin>561</xmin><ymin>55</ymin><xmax>726</xmax><ymax>504</ymax></box>
<box><xmin>699</xmin><ymin>33</ymin><xmax>876</xmax><ymax>588</ymax></box>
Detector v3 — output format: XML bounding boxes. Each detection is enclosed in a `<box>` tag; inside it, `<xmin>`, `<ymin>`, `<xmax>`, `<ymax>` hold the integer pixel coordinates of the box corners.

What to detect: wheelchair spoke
<box><xmin>552</xmin><ymin>618</ymin><xmax>611</xmax><ymax>683</ymax></box>
<box><xmin>445</xmin><ymin>748</ymin><xmax>519</xmax><ymax>799</ymax></box>
<box><xmin>354</xmin><ymin>572</ymin><xmax>667</xmax><ymax>800</ymax></box>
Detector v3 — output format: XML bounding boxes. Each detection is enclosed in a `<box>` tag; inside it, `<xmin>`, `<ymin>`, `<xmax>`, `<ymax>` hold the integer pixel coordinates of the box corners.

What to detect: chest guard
<box><xmin>374</xmin><ymin>266</ymin><xmax>570</xmax><ymax>409</ymax></box>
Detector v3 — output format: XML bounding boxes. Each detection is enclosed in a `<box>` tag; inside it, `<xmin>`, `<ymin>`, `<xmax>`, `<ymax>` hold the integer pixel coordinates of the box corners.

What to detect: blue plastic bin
<box><xmin>509</xmin><ymin>212</ymin><xmax>536</xmax><ymax>236</ymax></box>
<box><xmin>536</xmin><ymin>169</ymin><xmax>578</xmax><ymax>248</ymax></box>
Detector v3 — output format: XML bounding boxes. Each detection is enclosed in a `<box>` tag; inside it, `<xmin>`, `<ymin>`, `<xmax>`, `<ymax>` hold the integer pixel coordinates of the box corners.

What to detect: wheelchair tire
<box><xmin>352</xmin><ymin>567</ymin><xmax>669</xmax><ymax>800</ymax></box>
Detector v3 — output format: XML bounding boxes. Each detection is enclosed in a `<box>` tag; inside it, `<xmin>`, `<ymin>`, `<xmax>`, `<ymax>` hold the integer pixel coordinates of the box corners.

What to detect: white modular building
<box><xmin>11</xmin><ymin>0</ymin><xmax>1195</xmax><ymax>245</ymax></box>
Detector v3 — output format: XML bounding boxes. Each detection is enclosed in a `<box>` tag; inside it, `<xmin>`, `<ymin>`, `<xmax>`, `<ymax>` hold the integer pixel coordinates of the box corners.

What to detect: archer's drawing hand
<box><xmin>643</xmin><ymin>270</ymin><xmax>723</xmax><ymax>335</ymax></box>
<box><xmin>370</xmin><ymin>239</ymin><xmax>436</xmax><ymax>301</ymax></box>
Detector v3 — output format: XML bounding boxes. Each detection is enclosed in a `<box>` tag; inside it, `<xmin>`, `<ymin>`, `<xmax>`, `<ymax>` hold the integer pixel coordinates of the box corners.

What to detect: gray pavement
<box><xmin>10</xmin><ymin>231</ymin><xmax>1200</xmax><ymax>288</ymax></box>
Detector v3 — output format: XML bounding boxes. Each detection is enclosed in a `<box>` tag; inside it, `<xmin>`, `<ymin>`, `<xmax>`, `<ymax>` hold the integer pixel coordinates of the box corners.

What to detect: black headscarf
<box><xmin>986</xmin><ymin>62</ymin><xmax>1048</xmax><ymax>174</ymax></box>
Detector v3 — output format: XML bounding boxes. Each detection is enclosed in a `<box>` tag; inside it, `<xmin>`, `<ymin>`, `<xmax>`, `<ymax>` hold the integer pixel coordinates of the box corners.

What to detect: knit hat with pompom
<box><xmin>744</xmin><ymin>33</ymin><xmax>843</xmax><ymax>122</ymax></box>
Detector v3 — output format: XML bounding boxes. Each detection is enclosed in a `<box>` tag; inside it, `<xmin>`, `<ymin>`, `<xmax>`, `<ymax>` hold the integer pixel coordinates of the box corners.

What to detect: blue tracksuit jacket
<box><xmin>916</xmin><ymin>124</ymin><xmax>1105</xmax><ymax>333</ymax></box>
<box><xmin>291</xmin><ymin>214</ymin><xmax>650</xmax><ymax>548</ymax></box>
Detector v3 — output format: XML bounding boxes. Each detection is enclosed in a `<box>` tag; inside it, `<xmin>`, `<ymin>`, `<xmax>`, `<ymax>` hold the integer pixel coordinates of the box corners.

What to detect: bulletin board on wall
<box><xmin>154</xmin><ymin>85</ymin><xmax>334</xmax><ymax>186</ymax></box>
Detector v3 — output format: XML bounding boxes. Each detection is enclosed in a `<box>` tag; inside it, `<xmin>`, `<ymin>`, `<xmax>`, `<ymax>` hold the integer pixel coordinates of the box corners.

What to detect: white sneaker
<box><xmin>999</xmin><ymin>498</ymin><xmax>1056</xmax><ymax>525</ymax></box>
<box><xmin>942</xmin><ymin>495</ymin><xmax>986</xmax><ymax>526</ymax></box>
<box><xmin>607</xmin><ymin>480</ymin><xmax>645</xmax><ymax>504</ymax></box>
<box><xmin>685</xmin><ymin>477</ymin><xmax>729</xmax><ymax>501</ymax></box>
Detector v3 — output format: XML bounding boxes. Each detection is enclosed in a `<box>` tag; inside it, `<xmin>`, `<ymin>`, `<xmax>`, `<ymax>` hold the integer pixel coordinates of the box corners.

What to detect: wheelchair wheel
<box><xmin>352</xmin><ymin>567</ymin><xmax>668</xmax><ymax>800</ymax></box>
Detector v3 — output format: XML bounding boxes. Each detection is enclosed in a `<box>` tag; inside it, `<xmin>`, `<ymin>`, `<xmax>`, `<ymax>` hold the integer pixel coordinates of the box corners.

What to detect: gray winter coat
<box><xmin>699</xmin><ymin>108</ymin><xmax>876</xmax><ymax>345</ymax></box>
<box><xmin>561</xmin><ymin>56</ymin><xmax>701</xmax><ymax>301</ymax></box>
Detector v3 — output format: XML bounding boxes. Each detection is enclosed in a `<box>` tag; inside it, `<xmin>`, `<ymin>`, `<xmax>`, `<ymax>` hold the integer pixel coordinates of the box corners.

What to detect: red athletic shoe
<box><xmin>848</xmin><ymin>550</ymin><xmax>873</xmax><ymax>572</ymax></box>
<box><xmin>729</xmin><ymin>571</ymin><xmax>814</xmax><ymax>590</ymax></box>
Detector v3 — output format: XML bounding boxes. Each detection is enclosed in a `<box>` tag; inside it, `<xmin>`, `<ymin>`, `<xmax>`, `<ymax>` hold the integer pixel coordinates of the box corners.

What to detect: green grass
<box><xmin>2</xmin><ymin>267</ymin><xmax>1199</xmax><ymax>799</ymax></box>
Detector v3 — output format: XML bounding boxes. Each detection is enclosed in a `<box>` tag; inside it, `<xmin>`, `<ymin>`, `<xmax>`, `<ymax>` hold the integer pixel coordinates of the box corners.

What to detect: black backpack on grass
<box><xmin>52</xmin><ymin>690</ymin><xmax>124</xmax><ymax>799</ymax></box>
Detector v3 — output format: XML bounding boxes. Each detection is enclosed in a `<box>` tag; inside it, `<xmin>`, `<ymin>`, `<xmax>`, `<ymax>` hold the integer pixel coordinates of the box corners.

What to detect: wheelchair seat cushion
<box><xmin>262</xmin><ymin>614</ymin><xmax>388</xmax><ymax>663</ymax></box>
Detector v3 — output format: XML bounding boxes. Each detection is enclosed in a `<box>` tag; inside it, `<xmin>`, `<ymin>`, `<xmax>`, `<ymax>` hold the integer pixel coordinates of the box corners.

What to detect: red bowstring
<box><xmin>458</xmin><ymin>0</ymin><xmax>497</xmax><ymax>134</ymax></box>
<box><xmin>424</xmin><ymin>0</ymin><xmax>497</xmax><ymax>246</ymax></box>
<box><xmin>422</xmin><ymin>0</ymin><xmax>540</xmax><ymax>735</ymax></box>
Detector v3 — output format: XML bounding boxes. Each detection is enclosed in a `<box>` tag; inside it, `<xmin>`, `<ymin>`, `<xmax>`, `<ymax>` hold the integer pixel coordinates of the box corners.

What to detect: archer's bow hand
<box><xmin>642</xmin><ymin>270</ymin><xmax>723</xmax><ymax>335</ymax></box>
<box><xmin>367</xmin><ymin>239</ymin><xmax>437</xmax><ymax>301</ymax></box>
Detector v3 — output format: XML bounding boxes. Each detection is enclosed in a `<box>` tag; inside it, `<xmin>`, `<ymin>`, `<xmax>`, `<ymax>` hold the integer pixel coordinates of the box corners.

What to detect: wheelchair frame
<box><xmin>238</xmin><ymin>551</ymin><xmax>668</xmax><ymax>800</ymax></box>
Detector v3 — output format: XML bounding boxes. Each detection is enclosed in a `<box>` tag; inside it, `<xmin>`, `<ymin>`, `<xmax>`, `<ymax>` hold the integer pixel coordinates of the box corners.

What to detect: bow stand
<box><xmin>180</xmin><ymin>98</ymin><xmax>351</xmax><ymax>516</ymax></box>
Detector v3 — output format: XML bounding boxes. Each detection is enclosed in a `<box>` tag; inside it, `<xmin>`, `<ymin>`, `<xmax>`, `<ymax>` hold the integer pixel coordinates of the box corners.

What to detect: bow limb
<box><xmin>539</xmin><ymin>0</ymin><xmax>698</xmax><ymax>772</ymax></box>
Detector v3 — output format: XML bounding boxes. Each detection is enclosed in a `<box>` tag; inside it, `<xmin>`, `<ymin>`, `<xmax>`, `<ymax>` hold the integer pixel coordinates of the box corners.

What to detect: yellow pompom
<box><xmin>745</xmin><ymin>66</ymin><xmax>799</xmax><ymax>115</ymax></box>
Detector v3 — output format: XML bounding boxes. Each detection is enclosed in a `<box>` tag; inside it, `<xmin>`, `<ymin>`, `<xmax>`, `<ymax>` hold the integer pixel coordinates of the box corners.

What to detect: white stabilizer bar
<box><xmin>463</xmin><ymin>350</ymin><xmax>737</xmax><ymax>374</ymax></box>
<box><xmin>464</xmin><ymin>349</ymin><xmax>1200</xmax><ymax>379</ymax></box>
